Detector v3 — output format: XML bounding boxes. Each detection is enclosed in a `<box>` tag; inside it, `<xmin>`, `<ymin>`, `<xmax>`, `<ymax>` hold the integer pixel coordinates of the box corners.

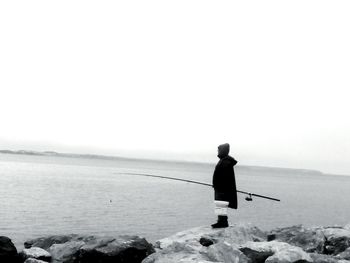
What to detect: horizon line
<box><xmin>2</xmin><ymin>148</ymin><xmax>348</xmax><ymax>177</ymax></box>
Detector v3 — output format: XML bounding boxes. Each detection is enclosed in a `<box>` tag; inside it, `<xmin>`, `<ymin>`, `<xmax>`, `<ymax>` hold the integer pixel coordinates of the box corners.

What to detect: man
<box><xmin>211</xmin><ymin>143</ymin><xmax>238</xmax><ymax>228</ymax></box>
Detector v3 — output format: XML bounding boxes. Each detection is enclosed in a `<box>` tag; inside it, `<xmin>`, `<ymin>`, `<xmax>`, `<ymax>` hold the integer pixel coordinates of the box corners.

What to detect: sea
<box><xmin>1</xmin><ymin>153</ymin><xmax>349</xmax><ymax>249</ymax></box>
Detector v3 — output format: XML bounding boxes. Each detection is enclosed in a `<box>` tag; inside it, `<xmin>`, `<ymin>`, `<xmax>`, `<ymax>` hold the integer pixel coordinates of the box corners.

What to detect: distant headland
<box><xmin>0</xmin><ymin>149</ymin><xmax>328</xmax><ymax>177</ymax></box>
<box><xmin>0</xmin><ymin>149</ymin><xmax>136</xmax><ymax>161</ymax></box>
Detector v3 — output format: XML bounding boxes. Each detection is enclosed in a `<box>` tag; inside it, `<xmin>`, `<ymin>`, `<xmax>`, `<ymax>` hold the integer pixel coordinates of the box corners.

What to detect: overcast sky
<box><xmin>1</xmin><ymin>1</ymin><xmax>349</xmax><ymax>175</ymax></box>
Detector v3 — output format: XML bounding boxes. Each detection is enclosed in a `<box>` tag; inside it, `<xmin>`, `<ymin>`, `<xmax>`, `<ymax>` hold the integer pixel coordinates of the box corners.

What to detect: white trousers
<box><xmin>214</xmin><ymin>200</ymin><xmax>229</xmax><ymax>216</ymax></box>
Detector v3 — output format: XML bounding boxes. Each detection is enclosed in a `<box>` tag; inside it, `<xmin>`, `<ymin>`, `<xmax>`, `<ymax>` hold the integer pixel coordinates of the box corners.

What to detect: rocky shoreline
<box><xmin>1</xmin><ymin>223</ymin><xmax>350</xmax><ymax>262</ymax></box>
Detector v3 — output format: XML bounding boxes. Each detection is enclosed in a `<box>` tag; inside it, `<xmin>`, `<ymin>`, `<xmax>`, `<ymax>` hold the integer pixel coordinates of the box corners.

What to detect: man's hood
<box><xmin>217</xmin><ymin>143</ymin><xmax>230</xmax><ymax>159</ymax></box>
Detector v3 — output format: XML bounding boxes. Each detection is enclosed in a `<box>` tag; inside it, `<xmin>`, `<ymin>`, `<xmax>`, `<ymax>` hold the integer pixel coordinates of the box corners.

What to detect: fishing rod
<box><xmin>116</xmin><ymin>172</ymin><xmax>280</xmax><ymax>202</ymax></box>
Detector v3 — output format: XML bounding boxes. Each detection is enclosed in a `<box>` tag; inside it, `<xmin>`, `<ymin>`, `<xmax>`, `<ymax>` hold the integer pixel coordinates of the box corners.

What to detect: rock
<box><xmin>265</xmin><ymin>247</ymin><xmax>313</xmax><ymax>263</ymax></box>
<box><xmin>239</xmin><ymin>242</ymin><xmax>273</xmax><ymax>262</ymax></box>
<box><xmin>142</xmin><ymin>242</ymin><xmax>211</xmax><ymax>263</ymax></box>
<box><xmin>310</xmin><ymin>252</ymin><xmax>350</xmax><ymax>263</ymax></box>
<box><xmin>24</xmin><ymin>234</ymin><xmax>154</xmax><ymax>263</ymax></box>
<box><xmin>49</xmin><ymin>241</ymin><xmax>85</xmax><ymax>263</ymax></box>
<box><xmin>323</xmin><ymin>228</ymin><xmax>350</xmax><ymax>255</ymax></box>
<box><xmin>19</xmin><ymin>223</ymin><xmax>350</xmax><ymax>263</ymax></box>
<box><xmin>0</xmin><ymin>236</ymin><xmax>20</xmax><ymax>263</ymax></box>
<box><xmin>337</xmin><ymin>247</ymin><xmax>350</xmax><ymax>260</ymax></box>
<box><xmin>199</xmin><ymin>237</ymin><xmax>214</xmax><ymax>247</ymax></box>
<box><xmin>144</xmin><ymin>241</ymin><xmax>249</xmax><ymax>263</ymax></box>
<box><xmin>240</xmin><ymin>241</ymin><xmax>313</xmax><ymax>263</ymax></box>
<box><xmin>20</xmin><ymin>247</ymin><xmax>51</xmax><ymax>262</ymax></box>
<box><xmin>269</xmin><ymin>225</ymin><xmax>350</xmax><ymax>255</ymax></box>
<box><xmin>207</xmin><ymin>241</ymin><xmax>249</xmax><ymax>263</ymax></box>
<box><xmin>267</xmin><ymin>233</ymin><xmax>276</xmax><ymax>241</ymax></box>
<box><xmin>78</xmin><ymin>235</ymin><xmax>154</xmax><ymax>263</ymax></box>
<box><xmin>24</xmin><ymin>235</ymin><xmax>79</xmax><ymax>250</ymax></box>
<box><xmin>268</xmin><ymin>225</ymin><xmax>325</xmax><ymax>253</ymax></box>
<box><xmin>143</xmin><ymin>224</ymin><xmax>265</xmax><ymax>263</ymax></box>
<box><xmin>24</xmin><ymin>259</ymin><xmax>48</xmax><ymax>263</ymax></box>
<box><xmin>155</xmin><ymin>223</ymin><xmax>266</xmax><ymax>250</ymax></box>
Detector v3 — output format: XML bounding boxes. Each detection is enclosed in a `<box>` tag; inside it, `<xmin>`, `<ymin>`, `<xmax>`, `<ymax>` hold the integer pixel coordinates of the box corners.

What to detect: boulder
<box><xmin>142</xmin><ymin>242</ymin><xmax>211</xmax><ymax>263</ymax></box>
<box><xmin>269</xmin><ymin>225</ymin><xmax>350</xmax><ymax>256</ymax></box>
<box><xmin>268</xmin><ymin>225</ymin><xmax>325</xmax><ymax>253</ymax></box>
<box><xmin>199</xmin><ymin>237</ymin><xmax>214</xmax><ymax>247</ymax></box>
<box><xmin>78</xmin><ymin>235</ymin><xmax>155</xmax><ymax>263</ymax></box>
<box><xmin>155</xmin><ymin>223</ymin><xmax>266</xmax><ymax>250</ymax></box>
<box><xmin>20</xmin><ymin>247</ymin><xmax>51</xmax><ymax>262</ymax></box>
<box><xmin>239</xmin><ymin>242</ymin><xmax>274</xmax><ymax>262</ymax></box>
<box><xmin>323</xmin><ymin>228</ymin><xmax>350</xmax><ymax>255</ymax></box>
<box><xmin>0</xmin><ymin>236</ymin><xmax>20</xmax><ymax>263</ymax></box>
<box><xmin>310</xmin><ymin>252</ymin><xmax>350</xmax><ymax>263</ymax></box>
<box><xmin>24</xmin><ymin>259</ymin><xmax>48</xmax><ymax>263</ymax></box>
<box><xmin>207</xmin><ymin>241</ymin><xmax>249</xmax><ymax>263</ymax></box>
<box><xmin>24</xmin><ymin>234</ymin><xmax>154</xmax><ymax>263</ymax></box>
<box><xmin>240</xmin><ymin>241</ymin><xmax>313</xmax><ymax>263</ymax></box>
<box><xmin>265</xmin><ymin>247</ymin><xmax>313</xmax><ymax>263</ymax></box>
<box><xmin>19</xmin><ymin>223</ymin><xmax>350</xmax><ymax>263</ymax></box>
<box><xmin>142</xmin><ymin>241</ymin><xmax>249</xmax><ymax>263</ymax></box>
<box><xmin>24</xmin><ymin>235</ymin><xmax>80</xmax><ymax>250</ymax></box>
<box><xmin>143</xmin><ymin>224</ymin><xmax>265</xmax><ymax>263</ymax></box>
<box><xmin>337</xmin><ymin>247</ymin><xmax>350</xmax><ymax>260</ymax></box>
<box><xmin>49</xmin><ymin>241</ymin><xmax>85</xmax><ymax>263</ymax></box>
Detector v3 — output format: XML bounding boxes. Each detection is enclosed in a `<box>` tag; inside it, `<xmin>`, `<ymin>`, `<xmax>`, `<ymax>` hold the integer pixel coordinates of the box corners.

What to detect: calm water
<box><xmin>1</xmin><ymin>153</ymin><xmax>349</xmax><ymax>249</ymax></box>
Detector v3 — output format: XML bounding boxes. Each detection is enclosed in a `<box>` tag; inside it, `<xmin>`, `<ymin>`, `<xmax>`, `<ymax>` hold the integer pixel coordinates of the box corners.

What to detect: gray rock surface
<box><xmin>240</xmin><ymin>241</ymin><xmax>313</xmax><ymax>263</ymax></box>
<box><xmin>268</xmin><ymin>224</ymin><xmax>350</xmax><ymax>256</ymax></box>
<box><xmin>24</xmin><ymin>259</ymin><xmax>48</xmax><ymax>263</ymax></box>
<box><xmin>49</xmin><ymin>240</ymin><xmax>85</xmax><ymax>263</ymax></box>
<box><xmin>155</xmin><ymin>223</ymin><xmax>266</xmax><ymax>250</ymax></box>
<box><xmin>323</xmin><ymin>228</ymin><xmax>350</xmax><ymax>255</ymax></box>
<box><xmin>0</xmin><ymin>236</ymin><xmax>20</xmax><ymax>263</ymax></box>
<box><xmin>143</xmin><ymin>223</ymin><xmax>350</xmax><ymax>263</ymax></box>
<box><xmin>239</xmin><ymin>242</ymin><xmax>273</xmax><ymax>262</ymax></box>
<box><xmin>143</xmin><ymin>223</ymin><xmax>264</xmax><ymax>263</ymax></box>
<box><xmin>310</xmin><ymin>252</ymin><xmax>350</xmax><ymax>263</ymax></box>
<box><xmin>78</xmin><ymin>235</ymin><xmax>154</xmax><ymax>263</ymax></box>
<box><xmin>337</xmin><ymin>247</ymin><xmax>350</xmax><ymax>260</ymax></box>
<box><xmin>14</xmin><ymin>222</ymin><xmax>350</xmax><ymax>263</ymax></box>
<box><xmin>24</xmin><ymin>234</ymin><xmax>154</xmax><ymax>263</ymax></box>
<box><xmin>268</xmin><ymin>225</ymin><xmax>325</xmax><ymax>253</ymax></box>
<box><xmin>142</xmin><ymin>242</ymin><xmax>211</xmax><ymax>263</ymax></box>
<box><xmin>25</xmin><ymin>235</ymin><xmax>80</xmax><ymax>250</ymax></box>
<box><xmin>207</xmin><ymin>241</ymin><xmax>249</xmax><ymax>263</ymax></box>
<box><xmin>20</xmin><ymin>247</ymin><xmax>51</xmax><ymax>262</ymax></box>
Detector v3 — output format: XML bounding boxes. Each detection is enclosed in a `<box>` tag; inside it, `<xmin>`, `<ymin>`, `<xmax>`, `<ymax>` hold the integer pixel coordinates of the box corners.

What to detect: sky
<box><xmin>0</xmin><ymin>1</ymin><xmax>349</xmax><ymax>175</ymax></box>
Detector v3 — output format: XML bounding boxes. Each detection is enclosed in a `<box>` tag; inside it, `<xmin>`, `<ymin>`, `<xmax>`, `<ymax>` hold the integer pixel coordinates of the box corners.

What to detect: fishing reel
<box><xmin>245</xmin><ymin>193</ymin><xmax>253</xmax><ymax>201</ymax></box>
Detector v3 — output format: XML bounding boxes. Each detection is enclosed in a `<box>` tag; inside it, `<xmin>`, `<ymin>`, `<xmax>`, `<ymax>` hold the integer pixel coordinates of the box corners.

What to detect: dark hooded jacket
<box><xmin>212</xmin><ymin>154</ymin><xmax>238</xmax><ymax>209</ymax></box>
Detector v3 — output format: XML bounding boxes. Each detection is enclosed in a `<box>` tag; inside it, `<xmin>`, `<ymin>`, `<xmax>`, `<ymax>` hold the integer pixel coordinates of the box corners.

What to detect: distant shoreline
<box><xmin>0</xmin><ymin>149</ymin><xmax>214</xmax><ymax>166</ymax></box>
<box><xmin>1</xmin><ymin>149</ymin><xmax>343</xmax><ymax>177</ymax></box>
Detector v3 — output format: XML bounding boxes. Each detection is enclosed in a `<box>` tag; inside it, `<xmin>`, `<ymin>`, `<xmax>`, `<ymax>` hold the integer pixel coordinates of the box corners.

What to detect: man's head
<box><xmin>217</xmin><ymin>143</ymin><xmax>230</xmax><ymax>159</ymax></box>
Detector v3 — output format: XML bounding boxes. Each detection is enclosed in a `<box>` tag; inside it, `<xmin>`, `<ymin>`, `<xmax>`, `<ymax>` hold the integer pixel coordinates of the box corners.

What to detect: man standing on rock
<box><xmin>211</xmin><ymin>143</ymin><xmax>238</xmax><ymax>228</ymax></box>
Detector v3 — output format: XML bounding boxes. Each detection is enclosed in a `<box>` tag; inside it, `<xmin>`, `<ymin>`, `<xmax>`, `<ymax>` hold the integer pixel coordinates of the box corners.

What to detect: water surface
<box><xmin>0</xmin><ymin>153</ymin><xmax>349</xmax><ymax>249</ymax></box>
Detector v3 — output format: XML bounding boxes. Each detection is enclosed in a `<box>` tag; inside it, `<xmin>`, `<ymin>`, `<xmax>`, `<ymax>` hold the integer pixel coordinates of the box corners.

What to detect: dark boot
<box><xmin>211</xmin><ymin>216</ymin><xmax>229</xmax><ymax>228</ymax></box>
